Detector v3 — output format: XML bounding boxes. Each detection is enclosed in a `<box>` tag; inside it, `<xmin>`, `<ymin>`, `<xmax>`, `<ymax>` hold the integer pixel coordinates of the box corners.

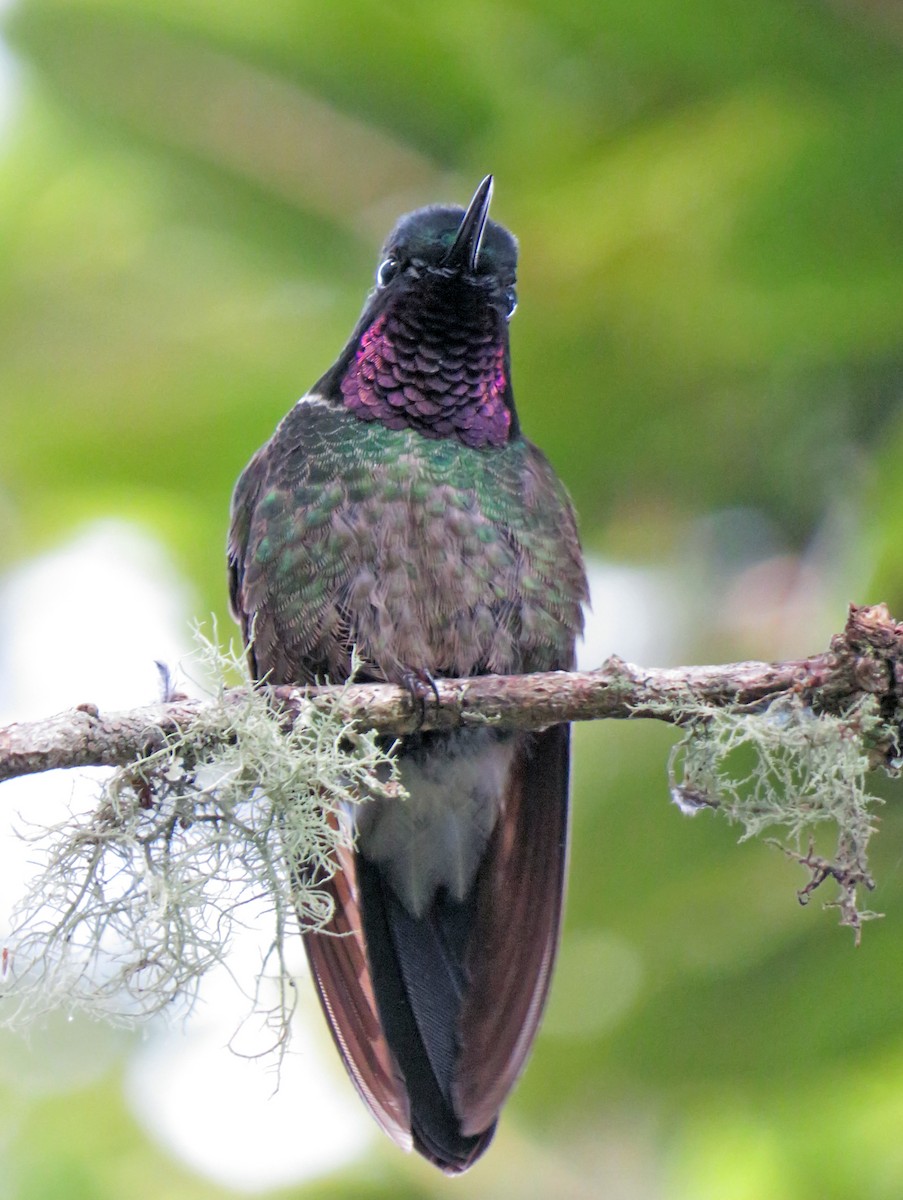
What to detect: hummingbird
<box><xmin>228</xmin><ymin>177</ymin><xmax>587</xmax><ymax>1173</ymax></box>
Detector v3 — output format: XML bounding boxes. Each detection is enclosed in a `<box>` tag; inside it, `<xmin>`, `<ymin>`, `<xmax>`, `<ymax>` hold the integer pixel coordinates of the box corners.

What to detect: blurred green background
<box><xmin>2</xmin><ymin>0</ymin><xmax>903</xmax><ymax>1196</ymax></box>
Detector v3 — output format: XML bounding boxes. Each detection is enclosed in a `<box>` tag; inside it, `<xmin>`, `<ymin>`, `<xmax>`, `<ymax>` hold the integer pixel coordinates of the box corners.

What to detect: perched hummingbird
<box><xmin>228</xmin><ymin>177</ymin><xmax>587</xmax><ymax>1173</ymax></box>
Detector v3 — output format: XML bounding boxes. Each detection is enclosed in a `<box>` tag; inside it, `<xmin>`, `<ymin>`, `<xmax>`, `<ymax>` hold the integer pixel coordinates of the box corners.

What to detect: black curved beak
<box><xmin>442</xmin><ymin>175</ymin><xmax>493</xmax><ymax>272</ymax></box>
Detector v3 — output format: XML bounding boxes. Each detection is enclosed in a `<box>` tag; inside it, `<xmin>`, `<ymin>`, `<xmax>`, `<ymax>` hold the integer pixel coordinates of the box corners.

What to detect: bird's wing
<box><xmin>227</xmin><ymin>447</ymin><xmax>266</xmax><ymax>673</ymax></box>
<box><xmin>226</xmin><ymin>402</ymin><xmax>361</xmax><ymax>684</ymax></box>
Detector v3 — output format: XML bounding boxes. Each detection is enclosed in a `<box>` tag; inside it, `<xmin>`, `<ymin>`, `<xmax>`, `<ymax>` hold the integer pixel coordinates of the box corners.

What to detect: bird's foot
<box><xmin>401</xmin><ymin>667</ymin><xmax>441</xmax><ymax>730</ymax></box>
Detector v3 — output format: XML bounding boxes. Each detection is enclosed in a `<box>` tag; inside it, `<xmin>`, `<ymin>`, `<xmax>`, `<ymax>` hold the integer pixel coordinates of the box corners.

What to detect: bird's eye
<box><xmin>504</xmin><ymin>287</ymin><xmax>518</xmax><ymax>320</ymax></box>
<box><xmin>376</xmin><ymin>257</ymin><xmax>399</xmax><ymax>288</ymax></box>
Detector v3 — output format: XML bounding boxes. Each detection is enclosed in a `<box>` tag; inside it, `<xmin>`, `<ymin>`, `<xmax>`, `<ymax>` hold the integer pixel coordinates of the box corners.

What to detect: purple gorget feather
<box><xmin>341</xmin><ymin>304</ymin><xmax>511</xmax><ymax>449</ymax></box>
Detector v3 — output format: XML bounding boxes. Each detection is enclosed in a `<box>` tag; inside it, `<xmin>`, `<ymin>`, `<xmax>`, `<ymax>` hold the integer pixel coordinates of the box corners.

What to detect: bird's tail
<box><xmin>356</xmin><ymin>853</ymin><xmax>495</xmax><ymax>1167</ymax></box>
<box><xmin>303</xmin><ymin>725</ymin><xmax>571</xmax><ymax>1174</ymax></box>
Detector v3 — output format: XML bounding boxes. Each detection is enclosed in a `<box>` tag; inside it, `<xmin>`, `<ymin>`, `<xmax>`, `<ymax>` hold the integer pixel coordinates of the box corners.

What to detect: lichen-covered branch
<box><xmin>1</xmin><ymin>605</ymin><xmax>900</xmax><ymax>1035</ymax></box>
<box><xmin>1</xmin><ymin>603</ymin><xmax>901</xmax><ymax>784</ymax></box>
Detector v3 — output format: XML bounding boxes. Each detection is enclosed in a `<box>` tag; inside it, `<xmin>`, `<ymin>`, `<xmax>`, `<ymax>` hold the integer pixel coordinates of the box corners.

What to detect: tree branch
<box><xmin>1</xmin><ymin>603</ymin><xmax>900</xmax><ymax>786</ymax></box>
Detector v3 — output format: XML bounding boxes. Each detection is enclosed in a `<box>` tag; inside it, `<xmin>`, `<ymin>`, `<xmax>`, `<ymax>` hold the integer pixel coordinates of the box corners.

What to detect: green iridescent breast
<box><xmin>229</xmin><ymin>399</ymin><xmax>586</xmax><ymax>686</ymax></box>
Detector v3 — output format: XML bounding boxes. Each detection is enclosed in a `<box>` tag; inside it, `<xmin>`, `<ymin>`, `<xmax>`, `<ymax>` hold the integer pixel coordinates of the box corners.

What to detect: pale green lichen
<box><xmin>668</xmin><ymin>693</ymin><xmax>885</xmax><ymax>942</ymax></box>
<box><xmin>1</xmin><ymin>628</ymin><xmax>398</xmax><ymax>1044</ymax></box>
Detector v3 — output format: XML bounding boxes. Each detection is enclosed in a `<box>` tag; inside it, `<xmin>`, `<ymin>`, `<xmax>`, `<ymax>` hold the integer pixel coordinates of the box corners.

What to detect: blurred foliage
<box><xmin>1</xmin><ymin>0</ymin><xmax>903</xmax><ymax>1196</ymax></box>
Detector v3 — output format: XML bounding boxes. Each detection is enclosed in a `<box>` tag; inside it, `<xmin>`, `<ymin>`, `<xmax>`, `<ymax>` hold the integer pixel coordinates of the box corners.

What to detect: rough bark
<box><xmin>1</xmin><ymin>603</ymin><xmax>900</xmax><ymax>786</ymax></box>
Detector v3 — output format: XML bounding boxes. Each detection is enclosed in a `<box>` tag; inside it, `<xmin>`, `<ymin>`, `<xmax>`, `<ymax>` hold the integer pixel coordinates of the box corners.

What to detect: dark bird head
<box><xmin>317</xmin><ymin>176</ymin><xmax>521</xmax><ymax>449</ymax></box>
<box><xmin>375</xmin><ymin>175</ymin><xmax>517</xmax><ymax>314</ymax></box>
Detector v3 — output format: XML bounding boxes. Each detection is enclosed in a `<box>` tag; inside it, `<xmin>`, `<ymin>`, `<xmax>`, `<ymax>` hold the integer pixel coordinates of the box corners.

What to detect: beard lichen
<box><xmin>668</xmin><ymin>693</ymin><xmax>885</xmax><ymax>943</ymax></box>
<box><xmin>0</xmin><ymin>631</ymin><xmax>398</xmax><ymax>1046</ymax></box>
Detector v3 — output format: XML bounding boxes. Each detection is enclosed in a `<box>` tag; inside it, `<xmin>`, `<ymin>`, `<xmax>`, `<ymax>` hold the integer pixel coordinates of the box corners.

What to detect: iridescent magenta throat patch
<box><xmin>341</xmin><ymin>309</ymin><xmax>511</xmax><ymax>449</ymax></box>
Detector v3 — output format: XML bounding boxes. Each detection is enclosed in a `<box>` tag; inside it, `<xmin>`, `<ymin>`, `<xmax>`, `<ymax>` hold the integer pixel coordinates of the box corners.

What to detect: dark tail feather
<box><xmin>303</xmin><ymin>725</ymin><xmax>570</xmax><ymax>1173</ymax></box>
<box><xmin>301</xmin><ymin>840</ymin><xmax>412</xmax><ymax>1149</ymax></box>
<box><xmin>357</xmin><ymin>853</ymin><xmax>495</xmax><ymax>1173</ymax></box>
<box><xmin>454</xmin><ymin>724</ymin><xmax>571</xmax><ymax>1129</ymax></box>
